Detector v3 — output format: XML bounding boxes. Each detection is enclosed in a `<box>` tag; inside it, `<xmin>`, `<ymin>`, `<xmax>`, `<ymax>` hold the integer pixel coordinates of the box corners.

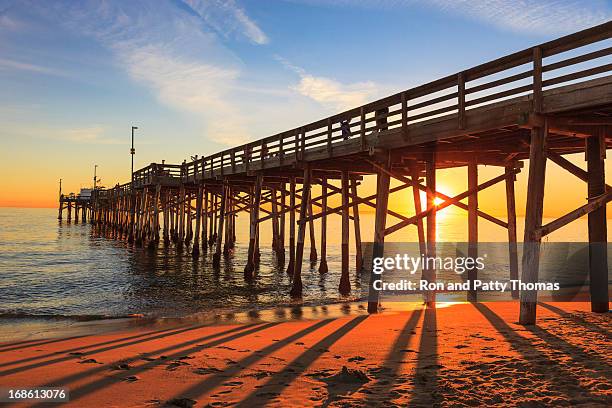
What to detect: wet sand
<box><xmin>0</xmin><ymin>302</ymin><xmax>609</xmax><ymax>407</ymax></box>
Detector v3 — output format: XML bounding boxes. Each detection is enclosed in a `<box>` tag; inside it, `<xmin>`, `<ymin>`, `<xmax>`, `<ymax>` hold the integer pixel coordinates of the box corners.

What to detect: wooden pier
<box><xmin>59</xmin><ymin>23</ymin><xmax>612</xmax><ymax>324</ymax></box>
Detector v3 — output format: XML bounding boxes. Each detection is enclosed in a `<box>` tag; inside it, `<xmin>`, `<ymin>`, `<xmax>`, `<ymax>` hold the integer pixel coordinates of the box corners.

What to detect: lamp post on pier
<box><xmin>128</xmin><ymin>126</ymin><xmax>138</xmax><ymax>244</ymax></box>
<box><xmin>131</xmin><ymin>126</ymin><xmax>138</xmax><ymax>183</ymax></box>
<box><xmin>93</xmin><ymin>164</ymin><xmax>98</xmax><ymax>190</ymax></box>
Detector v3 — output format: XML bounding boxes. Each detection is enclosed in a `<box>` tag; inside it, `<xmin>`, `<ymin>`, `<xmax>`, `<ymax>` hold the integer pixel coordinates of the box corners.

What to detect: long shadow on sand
<box><xmin>167</xmin><ymin>318</ymin><xmax>337</xmax><ymax>403</ymax></box>
<box><xmin>0</xmin><ymin>335</ymin><xmax>88</xmax><ymax>353</ymax></box>
<box><xmin>0</xmin><ymin>325</ymin><xmax>196</xmax><ymax>369</ymax></box>
<box><xmin>410</xmin><ymin>306</ymin><xmax>440</xmax><ymax>407</ymax></box>
<box><xmin>31</xmin><ymin>322</ymin><xmax>279</xmax><ymax>407</ymax></box>
<box><xmin>235</xmin><ymin>315</ymin><xmax>369</xmax><ymax>407</ymax></box>
<box><xmin>538</xmin><ymin>302</ymin><xmax>612</xmax><ymax>338</ymax></box>
<box><xmin>363</xmin><ymin>308</ymin><xmax>423</xmax><ymax>406</ymax></box>
<box><xmin>474</xmin><ymin>303</ymin><xmax>604</xmax><ymax>403</ymax></box>
<box><xmin>0</xmin><ymin>324</ymin><xmax>221</xmax><ymax>376</ymax></box>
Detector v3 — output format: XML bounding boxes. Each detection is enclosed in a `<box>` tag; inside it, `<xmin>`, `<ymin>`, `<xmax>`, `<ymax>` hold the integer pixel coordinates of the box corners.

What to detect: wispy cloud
<box><xmin>5</xmin><ymin>0</ymin><xmax>271</xmax><ymax>146</ymax></box>
<box><xmin>0</xmin><ymin>57</ymin><xmax>65</xmax><ymax>77</ymax></box>
<box><xmin>10</xmin><ymin>124</ymin><xmax>123</xmax><ymax>144</ymax></box>
<box><xmin>182</xmin><ymin>0</ymin><xmax>269</xmax><ymax>45</ymax></box>
<box><xmin>285</xmin><ymin>0</ymin><xmax>611</xmax><ymax>35</ymax></box>
<box><xmin>276</xmin><ymin>55</ymin><xmax>379</xmax><ymax>112</ymax></box>
<box><xmin>424</xmin><ymin>0</ymin><xmax>611</xmax><ymax>35</ymax></box>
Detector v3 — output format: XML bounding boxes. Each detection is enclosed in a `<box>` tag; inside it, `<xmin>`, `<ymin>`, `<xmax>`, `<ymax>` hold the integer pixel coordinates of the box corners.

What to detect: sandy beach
<box><xmin>0</xmin><ymin>301</ymin><xmax>609</xmax><ymax>407</ymax></box>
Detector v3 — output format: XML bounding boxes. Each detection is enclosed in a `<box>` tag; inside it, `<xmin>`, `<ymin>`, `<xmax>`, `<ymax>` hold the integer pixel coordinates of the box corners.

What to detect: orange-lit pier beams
<box><xmin>59</xmin><ymin>23</ymin><xmax>612</xmax><ymax>324</ymax></box>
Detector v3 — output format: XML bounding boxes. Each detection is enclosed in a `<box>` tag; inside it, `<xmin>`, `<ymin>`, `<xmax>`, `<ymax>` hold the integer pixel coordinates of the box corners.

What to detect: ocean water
<box><xmin>0</xmin><ymin>207</ymin><xmax>607</xmax><ymax>323</ymax></box>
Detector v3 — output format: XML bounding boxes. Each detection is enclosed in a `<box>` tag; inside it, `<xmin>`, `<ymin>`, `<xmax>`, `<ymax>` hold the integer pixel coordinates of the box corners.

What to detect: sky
<box><xmin>0</xmin><ymin>0</ymin><xmax>611</xmax><ymax>217</ymax></box>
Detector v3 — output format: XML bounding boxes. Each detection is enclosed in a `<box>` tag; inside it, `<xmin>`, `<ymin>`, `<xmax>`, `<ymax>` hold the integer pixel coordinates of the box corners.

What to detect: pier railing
<box><xmin>98</xmin><ymin>22</ymin><xmax>609</xmax><ymax>193</ymax></box>
<box><xmin>131</xmin><ymin>163</ymin><xmax>183</xmax><ymax>188</ymax></box>
<box><xmin>176</xmin><ymin>22</ymin><xmax>610</xmax><ymax>181</ymax></box>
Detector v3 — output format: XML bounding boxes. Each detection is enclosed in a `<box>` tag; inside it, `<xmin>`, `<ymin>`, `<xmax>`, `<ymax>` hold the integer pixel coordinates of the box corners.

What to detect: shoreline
<box><xmin>0</xmin><ymin>301</ymin><xmax>609</xmax><ymax>407</ymax></box>
<box><xmin>1</xmin><ymin>288</ymin><xmax>602</xmax><ymax>343</ymax></box>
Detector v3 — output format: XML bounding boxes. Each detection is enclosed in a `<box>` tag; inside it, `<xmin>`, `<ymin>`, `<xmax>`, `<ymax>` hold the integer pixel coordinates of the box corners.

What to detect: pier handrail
<box><xmin>176</xmin><ymin>22</ymin><xmax>610</xmax><ymax>181</ymax></box>
<box><xmin>104</xmin><ymin>22</ymin><xmax>609</xmax><ymax>190</ymax></box>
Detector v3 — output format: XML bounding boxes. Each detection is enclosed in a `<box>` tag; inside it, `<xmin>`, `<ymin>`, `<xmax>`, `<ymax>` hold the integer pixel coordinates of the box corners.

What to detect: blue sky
<box><xmin>0</xmin><ymin>0</ymin><xmax>610</xmax><ymax>205</ymax></box>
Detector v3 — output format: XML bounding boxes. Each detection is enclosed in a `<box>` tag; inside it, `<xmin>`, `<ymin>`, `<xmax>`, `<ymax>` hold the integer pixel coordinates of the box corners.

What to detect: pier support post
<box><xmin>163</xmin><ymin>191</ymin><xmax>170</xmax><ymax>244</ymax></box>
<box><xmin>212</xmin><ymin>194</ymin><xmax>218</xmax><ymax>245</ymax></box>
<box><xmin>202</xmin><ymin>188</ymin><xmax>208</xmax><ymax>251</ymax></box>
<box><xmin>519</xmin><ymin>124</ymin><xmax>548</xmax><ymax>325</ymax></box>
<box><xmin>505</xmin><ymin>164</ymin><xmax>519</xmax><ymax>299</ymax></box>
<box><xmin>290</xmin><ymin>165</ymin><xmax>311</xmax><ymax>298</ymax></box>
<box><xmin>58</xmin><ymin>201</ymin><xmax>63</xmax><ymax>220</ymax></box>
<box><xmin>192</xmin><ymin>185</ymin><xmax>203</xmax><ymax>257</ymax></box>
<box><xmin>279</xmin><ymin>182</ymin><xmax>286</xmax><ymax>264</ymax></box>
<box><xmin>177</xmin><ymin>185</ymin><xmax>185</xmax><ymax>247</ymax></box>
<box><xmin>286</xmin><ymin>177</ymin><xmax>296</xmax><ymax>275</ymax></box>
<box><xmin>411</xmin><ymin>164</ymin><xmax>427</xmax><ymax>257</ymax></box>
<box><xmin>351</xmin><ymin>176</ymin><xmax>363</xmax><ymax>272</ymax></box>
<box><xmin>128</xmin><ymin>192</ymin><xmax>135</xmax><ymax>243</ymax></box>
<box><xmin>213</xmin><ymin>183</ymin><xmax>227</xmax><ymax>268</ymax></box>
<box><xmin>367</xmin><ymin>158</ymin><xmax>390</xmax><ymax>313</ymax></box>
<box><xmin>339</xmin><ymin>170</ymin><xmax>351</xmax><ymax>295</ymax></box>
<box><xmin>467</xmin><ymin>161</ymin><xmax>478</xmax><ymax>302</ymax></box>
<box><xmin>245</xmin><ymin>174</ymin><xmax>263</xmax><ymax>279</ymax></box>
<box><xmin>276</xmin><ymin>183</ymin><xmax>287</xmax><ymax>266</ymax></box>
<box><xmin>185</xmin><ymin>191</ymin><xmax>192</xmax><ymax>245</ymax></box>
<box><xmin>67</xmin><ymin>202</ymin><xmax>72</xmax><ymax>222</ymax></box>
<box><xmin>271</xmin><ymin>187</ymin><xmax>280</xmax><ymax>255</ymax></box>
<box><xmin>318</xmin><ymin>176</ymin><xmax>328</xmax><ymax>274</ymax></box>
<box><xmin>424</xmin><ymin>152</ymin><xmax>437</xmax><ymax>307</ymax></box>
<box><xmin>208</xmin><ymin>193</ymin><xmax>216</xmax><ymax>247</ymax></box>
<box><xmin>153</xmin><ymin>184</ymin><xmax>161</xmax><ymax>243</ymax></box>
<box><xmin>308</xmin><ymin>200</ymin><xmax>317</xmax><ymax>263</ymax></box>
<box><xmin>223</xmin><ymin>188</ymin><xmax>232</xmax><ymax>256</ymax></box>
<box><xmin>586</xmin><ymin>129</ymin><xmax>609</xmax><ymax>312</ymax></box>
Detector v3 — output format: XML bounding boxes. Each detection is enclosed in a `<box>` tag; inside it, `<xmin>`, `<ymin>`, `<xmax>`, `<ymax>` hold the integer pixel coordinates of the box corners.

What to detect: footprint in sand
<box><xmin>113</xmin><ymin>363</ymin><xmax>132</xmax><ymax>370</ymax></box>
<box><xmin>165</xmin><ymin>397</ymin><xmax>196</xmax><ymax>408</ymax></box>
<box><xmin>193</xmin><ymin>367</ymin><xmax>222</xmax><ymax>375</ymax></box>
<box><xmin>166</xmin><ymin>361</ymin><xmax>191</xmax><ymax>371</ymax></box>
<box><xmin>78</xmin><ymin>358</ymin><xmax>101</xmax><ymax>364</ymax></box>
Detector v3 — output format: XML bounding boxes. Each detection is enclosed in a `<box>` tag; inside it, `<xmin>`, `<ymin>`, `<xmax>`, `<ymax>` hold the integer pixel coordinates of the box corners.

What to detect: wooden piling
<box><xmin>213</xmin><ymin>183</ymin><xmax>227</xmax><ymax>268</ymax></box>
<box><xmin>201</xmin><ymin>188</ymin><xmax>208</xmax><ymax>251</ymax></box>
<box><xmin>339</xmin><ymin>170</ymin><xmax>351</xmax><ymax>294</ymax></box>
<box><xmin>279</xmin><ymin>182</ymin><xmax>286</xmax><ymax>264</ymax></box>
<box><xmin>318</xmin><ymin>176</ymin><xmax>328</xmax><ymax>274</ymax></box>
<box><xmin>424</xmin><ymin>152</ymin><xmax>437</xmax><ymax>307</ymax></box>
<box><xmin>290</xmin><ymin>165</ymin><xmax>311</xmax><ymax>298</ymax></box>
<box><xmin>505</xmin><ymin>164</ymin><xmax>519</xmax><ymax>299</ymax></box>
<box><xmin>367</xmin><ymin>158</ymin><xmax>390</xmax><ymax>313</ymax></box>
<box><xmin>245</xmin><ymin>175</ymin><xmax>263</xmax><ymax>279</ymax></box>
<box><xmin>519</xmin><ymin>124</ymin><xmax>548</xmax><ymax>325</ymax></box>
<box><xmin>586</xmin><ymin>130</ymin><xmax>609</xmax><ymax>312</ymax></box>
<box><xmin>308</xmin><ymin>200</ymin><xmax>317</xmax><ymax>263</ymax></box>
<box><xmin>286</xmin><ymin>177</ymin><xmax>296</xmax><ymax>275</ymax></box>
<box><xmin>192</xmin><ymin>185</ymin><xmax>203</xmax><ymax>257</ymax></box>
<box><xmin>271</xmin><ymin>186</ymin><xmax>280</xmax><ymax>255</ymax></box>
<box><xmin>467</xmin><ymin>161</ymin><xmax>478</xmax><ymax>302</ymax></box>
<box><xmin>351</xmin><ymin>176</ymin><xmax>363</xmax><ymax>272</ymax></box>
<box><xmin>411</xmin><ymin>164</ymin><xmax>427</xmax><ymax>257</ymax></box>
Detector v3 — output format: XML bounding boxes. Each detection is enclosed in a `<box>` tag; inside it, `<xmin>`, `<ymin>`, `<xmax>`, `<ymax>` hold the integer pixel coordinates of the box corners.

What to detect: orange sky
<box><xmin>1</xmin><ymin>151</ymin><xmax>610</xmax><ymax>220</ymax></box>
